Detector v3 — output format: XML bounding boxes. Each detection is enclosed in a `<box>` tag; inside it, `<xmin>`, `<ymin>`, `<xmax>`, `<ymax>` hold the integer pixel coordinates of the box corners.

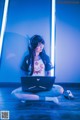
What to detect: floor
<box><xmin>0</xmin><ymin>83</ymin><xmax>80</xmax><ymax>120</ymax></box>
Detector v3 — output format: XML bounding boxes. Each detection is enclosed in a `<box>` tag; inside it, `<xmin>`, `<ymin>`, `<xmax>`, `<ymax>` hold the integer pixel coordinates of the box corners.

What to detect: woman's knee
<box><xmin>53</xmin><ymin>84</ymin><xmax>64</xmax><ymax>95</ymax></box>
<box><xmin>11</xmin><ymin>87</ymin><xmax>22</xmax><ymax>99</ymax></box>
<box><xmin>58</xmin><ymin>85</ymin><xmax>64</xmax><ymax>95</ymax></box>
<box><xmin>11</xmin><ymin>90</ymin><xmax>18</xmax><ymax>99</ymax></box>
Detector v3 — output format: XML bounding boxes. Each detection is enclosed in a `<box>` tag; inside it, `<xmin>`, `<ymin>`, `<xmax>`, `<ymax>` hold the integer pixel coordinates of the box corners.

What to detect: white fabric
<box><xmin>32</xmin><ymin>59</ymin><xmax>45</xmax><ymax>76</ymax></box>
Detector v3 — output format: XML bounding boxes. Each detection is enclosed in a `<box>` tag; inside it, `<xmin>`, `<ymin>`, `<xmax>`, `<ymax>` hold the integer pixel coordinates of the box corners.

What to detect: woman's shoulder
<box><xmin>40</xmin><ymin>53</ymin><xmax>50</xmax><ymax>63</ymax></box>
<box><xmin>44</xmin><ymin>54</ymin><xmax>50</xmax><ymax>61</ymax></box>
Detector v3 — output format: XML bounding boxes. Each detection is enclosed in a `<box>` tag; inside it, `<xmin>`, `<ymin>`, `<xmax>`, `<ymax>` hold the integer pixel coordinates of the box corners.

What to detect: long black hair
<box><xmin>28</xmin><ymin>35</ymin><xmax>47</xmax><ymax>75</ymax></box>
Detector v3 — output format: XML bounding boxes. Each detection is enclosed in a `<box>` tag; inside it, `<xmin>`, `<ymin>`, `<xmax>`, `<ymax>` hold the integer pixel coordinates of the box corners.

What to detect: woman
<box><xmin>11</xmin><ymin>35</ymin><xmax>64</xmax><ymax>104</ymax></box>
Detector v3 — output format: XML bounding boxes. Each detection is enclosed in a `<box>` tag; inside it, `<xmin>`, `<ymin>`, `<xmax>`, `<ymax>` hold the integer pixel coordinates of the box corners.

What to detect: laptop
<box><xmin>21</xmin><ymin>76</ymin><xmax>55</xmax><ymax>92</ymax></box>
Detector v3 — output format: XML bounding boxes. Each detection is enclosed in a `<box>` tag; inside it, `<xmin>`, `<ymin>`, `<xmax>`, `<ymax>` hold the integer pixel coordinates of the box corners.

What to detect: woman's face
<box><xmin>35</xmin><ymin>43</ymin><xmax>44</xmax><ymax>53</ymax></box>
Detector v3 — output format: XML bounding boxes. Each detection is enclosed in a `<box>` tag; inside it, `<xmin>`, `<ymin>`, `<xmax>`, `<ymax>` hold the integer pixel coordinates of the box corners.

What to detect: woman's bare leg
<box><xmin>11</xmin><ymin>87</ymin><xmax>39</xmax><ymax>101</ymax></box>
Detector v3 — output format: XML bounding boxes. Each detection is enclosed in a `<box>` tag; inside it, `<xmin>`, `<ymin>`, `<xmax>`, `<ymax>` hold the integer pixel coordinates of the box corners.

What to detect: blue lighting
<box><xmin>51</xmin><ymin>0</ymin><xmax>56</xmax><ymax>76</ymax></box>
<box><xmin>0</xmin><ymin>0</ymin><xmax>9</xmax><ymax>58</ymax></box>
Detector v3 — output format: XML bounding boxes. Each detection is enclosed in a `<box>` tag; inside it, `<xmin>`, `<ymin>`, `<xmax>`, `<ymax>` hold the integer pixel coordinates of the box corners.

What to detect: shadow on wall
<box><xmin>0</xmin><ymin>32</ymin><xmax>29</xmax><ymax>82</ymax></box>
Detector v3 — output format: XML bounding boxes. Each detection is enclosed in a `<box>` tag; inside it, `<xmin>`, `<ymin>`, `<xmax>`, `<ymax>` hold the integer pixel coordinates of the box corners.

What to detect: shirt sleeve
<box><xmin>45</xmin><ymin>55</ymin><xmax>54</xmax><ymax>71</ymax></box>
<box><xmin>21</xmin><ymin>55</ymin><xmax>29</xmax><ymax>71</ymax></box>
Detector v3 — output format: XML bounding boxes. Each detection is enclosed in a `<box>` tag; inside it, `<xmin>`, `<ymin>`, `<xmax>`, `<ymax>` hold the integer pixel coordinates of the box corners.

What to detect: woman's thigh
<box><xmin>36</xmin><ymin>84</ymin><xmax>64</xmax><ymax>97</ymax></box>
<box><xmin>11</xmin><ymin>87</ymin><xmax>40</xmax><ymax>100</ymax></box>
<box><xmin>11</xmin><ymin>87</ymin><xmax>33</xmax><ymax>95</ymax></box>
